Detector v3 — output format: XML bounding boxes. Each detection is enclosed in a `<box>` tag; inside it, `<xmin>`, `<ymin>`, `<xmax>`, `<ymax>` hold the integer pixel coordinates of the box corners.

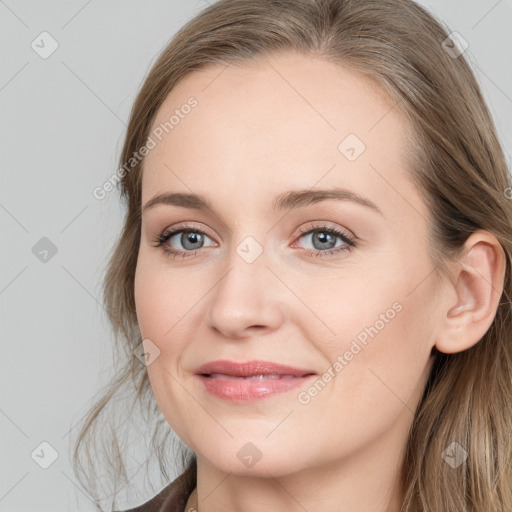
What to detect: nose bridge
<box><xmin>206</xmin><ymin>233</ymin><xmax>284</xmax><ymax>337</ymax></box>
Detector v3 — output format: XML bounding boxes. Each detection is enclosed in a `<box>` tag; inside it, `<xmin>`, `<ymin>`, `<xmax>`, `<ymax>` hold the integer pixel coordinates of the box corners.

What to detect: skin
<box><xmin>133</xmin><ymin>53</ymin><xmax>505</xmax><ymax>512</ymax></box>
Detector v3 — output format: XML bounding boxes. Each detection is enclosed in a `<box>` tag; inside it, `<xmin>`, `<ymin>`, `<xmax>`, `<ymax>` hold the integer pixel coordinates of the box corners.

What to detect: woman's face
<box><xmin>134</xmin><ymin>53</ymin><xmax>441</xmax><ymax>477</ymax></box>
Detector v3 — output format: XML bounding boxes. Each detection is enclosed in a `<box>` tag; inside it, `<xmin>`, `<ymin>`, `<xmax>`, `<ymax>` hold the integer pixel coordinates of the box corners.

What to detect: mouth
<box><xmin>205</xmin><ymin>373</ymin><xmax>311</xmax><ymax>380</ymax></box>
<box><xmin>194</xmin><ymin>359</ymin><xmax>317</xmax><ymax>401</ymax></box>
<box><xmin>195</xmin><ymin>359</ymin><xmax>316</xmax><ymax>378</ymax></box>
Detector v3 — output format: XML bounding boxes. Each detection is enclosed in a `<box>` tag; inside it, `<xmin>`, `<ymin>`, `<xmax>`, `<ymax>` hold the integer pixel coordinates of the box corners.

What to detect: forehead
<box><xmin>141</xmin><ymin>52</ymin><xmax>424</xmax><ymax>221</ymax></box>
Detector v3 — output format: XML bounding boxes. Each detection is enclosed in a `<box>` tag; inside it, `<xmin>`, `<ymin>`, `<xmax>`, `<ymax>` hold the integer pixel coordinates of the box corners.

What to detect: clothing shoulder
<box><xmin>114</xmin><ymin>462</ymin><xmax>196</xmax><ymax>512</ymax></box>
<box><xmin>114</xmin><ymin>482</ymin><xmax>175</xmax><ymax>512</ymax></box>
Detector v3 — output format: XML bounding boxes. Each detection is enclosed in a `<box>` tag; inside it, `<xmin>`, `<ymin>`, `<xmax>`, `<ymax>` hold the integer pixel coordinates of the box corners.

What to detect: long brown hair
<box><xmin>71</xmin><ymin>0</ymin><xmax>512</xmax><ymax>510</ymax></box>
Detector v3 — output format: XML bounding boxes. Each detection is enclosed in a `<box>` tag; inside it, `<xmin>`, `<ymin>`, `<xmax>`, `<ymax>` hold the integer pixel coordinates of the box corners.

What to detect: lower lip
<box><xmin>196</xmin><ymin>374</ymin><xmax>316</xmax><ymax>402</ymax></box>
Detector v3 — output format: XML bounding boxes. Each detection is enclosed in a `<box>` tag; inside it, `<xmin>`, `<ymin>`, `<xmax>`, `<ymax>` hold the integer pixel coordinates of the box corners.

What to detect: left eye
<box><xmin>292</xmin><ymin>225</ymin><xmax>356</xmax><ymax>256</ymax></box>
<box><xmin>296</xmin><ymin>229</ymin><xmax>348</xmax><ymax>251</ymax></box>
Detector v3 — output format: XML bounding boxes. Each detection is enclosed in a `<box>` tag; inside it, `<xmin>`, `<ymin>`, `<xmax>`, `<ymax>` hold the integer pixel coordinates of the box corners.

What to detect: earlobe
<box><xmin>434</xmin><ymin>231</ymin><xmax>506</xmax><ymax>355</ymax></box>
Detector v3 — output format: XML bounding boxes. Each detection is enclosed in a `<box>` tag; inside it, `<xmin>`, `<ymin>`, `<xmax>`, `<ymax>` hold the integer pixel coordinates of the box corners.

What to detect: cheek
<box><xmin>134</xmin><ymin>257</ymin><xmax>199</xmax><ymax>442</ymax></box>
<box><xmin>301</xmin><ymin>261</ymin><xmax>436</xmax><ymax>422</ymax></box>
<box><xmin>315</xmin><ymin>244</ymin><xmax>437</xmax><ymax>362</ymax></box>
<box><xmin>134</xmin><ymin>255</ymin><xmax>192</xmax><ymax>342</ymax></box>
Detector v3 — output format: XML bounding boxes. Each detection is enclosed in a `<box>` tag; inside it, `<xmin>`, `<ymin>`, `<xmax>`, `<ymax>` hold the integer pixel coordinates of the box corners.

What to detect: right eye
<box><xmin>152</xmin><ymin>225</ymin><xmax>217</xmax><ymax>258</ymax></box>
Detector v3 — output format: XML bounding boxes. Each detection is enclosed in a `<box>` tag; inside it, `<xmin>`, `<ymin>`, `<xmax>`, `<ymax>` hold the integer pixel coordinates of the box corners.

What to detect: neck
<box><xmin>185</xmin><ymin>423</ymin><xmax>408</xmax><ymax>512</ymax></box>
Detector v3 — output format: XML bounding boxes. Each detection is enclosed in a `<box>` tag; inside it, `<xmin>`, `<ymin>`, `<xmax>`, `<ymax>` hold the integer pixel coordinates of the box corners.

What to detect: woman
<box><xmin>72</xmin><ymin>0</ymin><xmax>512</xmax><ymax>511</ymax></box>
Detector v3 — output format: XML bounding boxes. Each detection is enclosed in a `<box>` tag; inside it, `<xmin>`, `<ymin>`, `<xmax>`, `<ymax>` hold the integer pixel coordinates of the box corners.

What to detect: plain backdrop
<box><xmin>1</xmin><ymin>0</ymin><xmax>511</xmax><ymax>510</ymax></box>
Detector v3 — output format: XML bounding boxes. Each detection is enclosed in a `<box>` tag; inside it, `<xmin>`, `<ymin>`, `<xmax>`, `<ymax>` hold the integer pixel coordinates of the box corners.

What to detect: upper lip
<box><xmin>195</xmin><ymin>359</ymin><xmax>316</xmax><ymax>377</ymax></box>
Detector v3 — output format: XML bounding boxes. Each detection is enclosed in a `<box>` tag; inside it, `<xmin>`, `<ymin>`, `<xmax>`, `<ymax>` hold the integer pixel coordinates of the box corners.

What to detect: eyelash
<box><xmin>151</xmin><ymin>222</ymin><xmax>357</xmax><ymax>260</ymax></box>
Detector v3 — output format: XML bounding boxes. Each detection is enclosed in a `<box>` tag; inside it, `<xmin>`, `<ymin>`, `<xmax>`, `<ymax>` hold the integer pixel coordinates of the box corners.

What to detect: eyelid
<box><xmin>153</xmin><ymin>220</ymin><xmax>358</xmax><ymax>258</ymax></box>
<box><xmin>293</xmin><ymin>221</ymin><xmax>356</xmax><ymax>242</ymax></box>
<box><xmin>158</xmin><ymin>219</ymin><xmax>354</xmax><ymax>239</ymax></box>
<box><xmin>160</xmin><ymin>221</ymin><xmax>219</xmax><ymax>242</ymax></box>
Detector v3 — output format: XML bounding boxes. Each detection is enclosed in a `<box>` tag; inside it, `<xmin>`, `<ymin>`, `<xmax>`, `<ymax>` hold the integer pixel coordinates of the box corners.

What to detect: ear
<box><xmin>434</xmin><ymin>230</ymin><xmax>506</xmax><ymax>354</ymax></box>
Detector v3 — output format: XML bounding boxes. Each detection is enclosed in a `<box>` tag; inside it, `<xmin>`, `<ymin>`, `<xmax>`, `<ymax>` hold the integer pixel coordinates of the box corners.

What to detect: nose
<box><xmin>206</xmin><ymin>243</ymin><xmax>285</xmax><ymax>339</ymax></box>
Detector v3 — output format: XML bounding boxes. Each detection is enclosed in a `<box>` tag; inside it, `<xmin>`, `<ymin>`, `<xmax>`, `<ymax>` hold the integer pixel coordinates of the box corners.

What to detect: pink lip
<box><xmin>195</xmin><ymin>359</ymin><xmax>316</xmax><ymax>402</ymax></box>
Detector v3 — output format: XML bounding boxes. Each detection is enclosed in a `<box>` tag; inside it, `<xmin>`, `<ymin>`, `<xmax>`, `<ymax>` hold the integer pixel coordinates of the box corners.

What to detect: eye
<box><xmin>292</xmin><ymin>224</ymin><xmax>356</xmax><ymax>258</ymax></box>
<box><xmin>152</xmin><ymin>222</ymin><xmax>357</xmax><ymax>260</ymax></box>
<box><xmin>152</xmin><ymin>223</ymin><xmax>216</xmax><ymax>259</ymax></box>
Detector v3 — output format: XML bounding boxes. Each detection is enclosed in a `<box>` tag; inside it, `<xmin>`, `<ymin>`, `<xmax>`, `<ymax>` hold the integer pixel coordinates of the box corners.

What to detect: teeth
<box><xmin>208</xmin><ymin>373</ymin><xmax>300</xmax><ymax>380</ymax></box>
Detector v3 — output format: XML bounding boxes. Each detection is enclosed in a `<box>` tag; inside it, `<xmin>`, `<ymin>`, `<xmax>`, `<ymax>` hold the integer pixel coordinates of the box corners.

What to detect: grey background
<box><xmin>1</xmin><ymin>0</ymin><xmax>511</xmax><ymax>510</ymax></box>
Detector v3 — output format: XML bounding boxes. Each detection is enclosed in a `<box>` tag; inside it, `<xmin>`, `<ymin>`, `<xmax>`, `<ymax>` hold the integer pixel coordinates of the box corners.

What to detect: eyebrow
<box><xmin>141</xmin><ymin>187</ymin><xmax>383</xmax><ymax>217</ymax></box>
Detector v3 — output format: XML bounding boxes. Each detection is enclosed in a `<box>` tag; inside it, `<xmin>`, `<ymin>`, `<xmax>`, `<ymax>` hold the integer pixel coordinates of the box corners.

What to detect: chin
<box><xmin>193</xmin><ymin>437</ymin><xmax>311</xmax><ymax>478</ymax></box>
